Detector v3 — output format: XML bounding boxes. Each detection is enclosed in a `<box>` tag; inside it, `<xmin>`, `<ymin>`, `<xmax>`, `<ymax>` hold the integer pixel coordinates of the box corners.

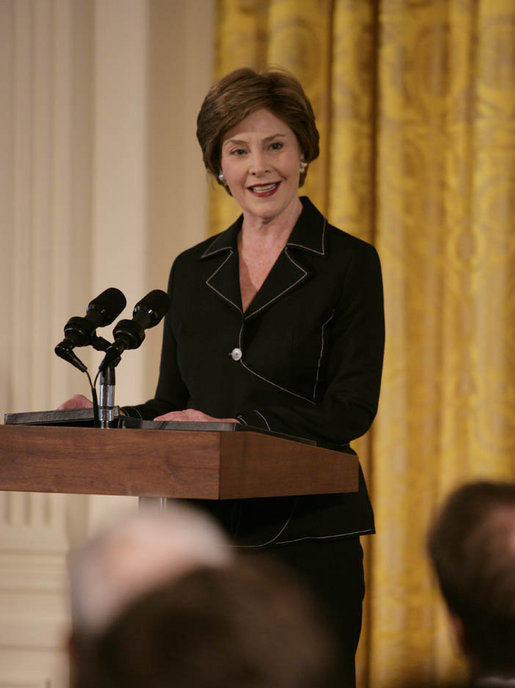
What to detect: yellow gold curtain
<box><xmin>211</xmin><ymin>1</ymin><xmax>515</xmax><ymax>686</ymax></box>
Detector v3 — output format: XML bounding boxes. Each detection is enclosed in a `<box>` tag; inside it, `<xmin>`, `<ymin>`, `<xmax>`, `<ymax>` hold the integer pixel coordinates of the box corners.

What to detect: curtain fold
<box><xmin>212</xmin><ymin>1</ymin><xmax>515</xmax><ymax>685</ymax></box>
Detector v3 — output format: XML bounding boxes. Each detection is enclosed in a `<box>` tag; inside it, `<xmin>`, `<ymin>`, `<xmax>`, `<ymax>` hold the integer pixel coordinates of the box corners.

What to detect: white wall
<box><xmin>0</xmin><ymin>1</ymin><xmax>215</xmax><ymax>685</ymax></box>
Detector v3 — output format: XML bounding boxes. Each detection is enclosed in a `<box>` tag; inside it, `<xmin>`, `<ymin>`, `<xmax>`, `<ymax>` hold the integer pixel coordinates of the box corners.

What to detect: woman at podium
<box><xmin>61</xmin><ymin>68</ymin><xmax>384</xmax><ymax>686</ymax></box>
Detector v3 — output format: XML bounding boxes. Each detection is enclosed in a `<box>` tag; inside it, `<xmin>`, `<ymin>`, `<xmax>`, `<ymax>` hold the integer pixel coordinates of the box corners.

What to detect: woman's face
<box><xmin>220</xmin><ymin>108</ymin><xmax>303</xmax><ymax>225</ymax></box>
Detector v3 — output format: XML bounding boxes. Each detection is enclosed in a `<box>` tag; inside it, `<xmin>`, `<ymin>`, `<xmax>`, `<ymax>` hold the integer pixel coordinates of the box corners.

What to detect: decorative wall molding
<box><xmin>0</xmin><ymin>1</ymin><xmax>215</xmax><ymax>686</ymax></box>
<box><xmin>0</xmin><ymin>678</ymin><xmax>55</xmax><ymax>688</ymax></box>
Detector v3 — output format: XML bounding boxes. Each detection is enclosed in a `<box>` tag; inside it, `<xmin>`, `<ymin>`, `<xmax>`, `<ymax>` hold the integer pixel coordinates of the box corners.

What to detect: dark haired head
<box><xmin>74</xmin><ymin>557</ymin><xmax>339</xmax><ymax>688</ymax></box>
<box><xmin>427</xmin><ymin>481</ymin><xmax>515</xmax><ymax>676</ymax></box>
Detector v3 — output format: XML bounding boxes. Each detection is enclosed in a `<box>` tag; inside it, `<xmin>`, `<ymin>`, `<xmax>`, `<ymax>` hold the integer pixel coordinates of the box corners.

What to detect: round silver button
<box><xmin>230</xmin><ymin>347</ymin><xmax>242</xmax><ymax>361</ymax></box>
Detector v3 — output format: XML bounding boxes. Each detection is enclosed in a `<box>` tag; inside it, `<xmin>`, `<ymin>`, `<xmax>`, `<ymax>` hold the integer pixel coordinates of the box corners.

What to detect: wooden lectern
<box><xmin>0</xmin><ymin>421</ymin><xmax>358</xmax><ymax>500</ymax></box>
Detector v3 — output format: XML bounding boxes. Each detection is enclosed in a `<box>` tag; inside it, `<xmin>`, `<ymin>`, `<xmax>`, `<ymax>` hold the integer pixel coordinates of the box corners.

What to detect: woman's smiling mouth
<box><xmin>247</xmin><ymin>182</ymin><xmax>281</xmax><ymax>196</ymax></box>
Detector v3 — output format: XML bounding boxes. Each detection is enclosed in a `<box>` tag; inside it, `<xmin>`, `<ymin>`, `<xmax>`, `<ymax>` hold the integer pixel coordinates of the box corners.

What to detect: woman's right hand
<box><xmin>57</xmin><ymin>394</ymin><xmax>93</xmax><ymax>410</ymax></box>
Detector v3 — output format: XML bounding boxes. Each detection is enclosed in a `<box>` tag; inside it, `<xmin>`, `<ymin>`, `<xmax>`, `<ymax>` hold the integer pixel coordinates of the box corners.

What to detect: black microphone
<box><xmin>99</xmin><ymin>289</ymin><xmax>171</xmax><ymax>371</ymax></box>
<box><xmin>55</xmin><ymin>288</ymin><xmax>127</xmax><ymax>370</ymax></box>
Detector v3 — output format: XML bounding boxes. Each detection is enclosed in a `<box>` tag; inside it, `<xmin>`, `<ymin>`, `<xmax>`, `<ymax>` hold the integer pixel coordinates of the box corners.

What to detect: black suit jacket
<box><xmin>129</xmin><ymin>197</ymin><xmax>385</xmax><ymax>547</ymax></box>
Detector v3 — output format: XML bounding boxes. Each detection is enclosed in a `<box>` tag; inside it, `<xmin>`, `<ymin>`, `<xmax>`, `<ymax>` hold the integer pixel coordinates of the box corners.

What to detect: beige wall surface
<box><xmin>0</xmin><ymin>1</ymin><xmax>215</xmax><ymax>685</ymax></box>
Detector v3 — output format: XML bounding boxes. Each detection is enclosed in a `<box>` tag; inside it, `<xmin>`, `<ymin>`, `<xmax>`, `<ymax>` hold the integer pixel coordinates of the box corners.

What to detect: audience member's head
<box><xmin>427</xmin><ymin>480</ymin><xmax>515</xmax><ymax>680</ymax></box>
<box><xmin>67</xmin><ymin>501</ymin><xmax>232</xmax><ymax>645</ymax></box>
<box><xmin>73</xmin><ymin>555</ymin><xmax>339</xmax><ymax>688</ymax></box>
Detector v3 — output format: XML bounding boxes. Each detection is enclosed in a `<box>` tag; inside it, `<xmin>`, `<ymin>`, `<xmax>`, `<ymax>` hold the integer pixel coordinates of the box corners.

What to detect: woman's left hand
<box><xmin>153</xmin><ymin>409</ymin><xmax>239</xmax><ymax>423</ymax></box>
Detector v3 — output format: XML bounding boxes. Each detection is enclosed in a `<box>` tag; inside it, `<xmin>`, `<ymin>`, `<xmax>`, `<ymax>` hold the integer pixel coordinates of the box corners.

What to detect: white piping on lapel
<box><xmin>204</xmin><ymin>249</ymin><xmax>241</xmax><ymax>311</ymax></box>
<box><xmin>286</xmin><ymin>217</ymin><xmax>327</xmax><ymax>256</ymax></box>
<box><xmin>243</xmin><ymin>248</ymin><xmax>308</xmax><ymax>319</ymax></box>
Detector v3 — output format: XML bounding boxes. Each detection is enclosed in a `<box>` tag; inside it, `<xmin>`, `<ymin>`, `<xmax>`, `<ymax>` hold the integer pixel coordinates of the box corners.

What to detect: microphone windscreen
<box><xmin>87</xmin><ymin>288</ymin><xmax>127</xmax><ymax>327</ymax></box>
<box><xmin>133</xmin><ymin>289</ymin><xmax>171</xmax><ymax>327</ymax></box>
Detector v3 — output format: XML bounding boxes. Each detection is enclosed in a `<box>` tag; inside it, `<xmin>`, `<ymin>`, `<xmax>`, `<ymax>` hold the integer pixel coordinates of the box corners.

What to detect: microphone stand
<box><xmin>99</xmin><ymin>364</ymin><xmax>116</xmax><ymax>428</ymax></box>
<box><xmin>92</xmin><ymin>335</ymin><xmax>119</xmax><ymax>428</ymax></box>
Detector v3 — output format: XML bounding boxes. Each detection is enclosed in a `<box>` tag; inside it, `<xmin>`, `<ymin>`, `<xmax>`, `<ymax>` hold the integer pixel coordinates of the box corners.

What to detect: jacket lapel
<box><xmin>245</xmin><ymin>198</ymin><xmax>327</xmax><ymax>319</ymax></box>
<box><xmin>243</xmin><ymin>249</ymin><xmax>309</xmax><ymax>318</ymax></box>
<box><xmin>202</xmin><ymin>220</ymin><xmax>242</xmax><ymax>312</ymax></box>
<box><xmin>201</xmin><ymin>197</ymin><xmax>327</xmax><ymax>318</ymax></box>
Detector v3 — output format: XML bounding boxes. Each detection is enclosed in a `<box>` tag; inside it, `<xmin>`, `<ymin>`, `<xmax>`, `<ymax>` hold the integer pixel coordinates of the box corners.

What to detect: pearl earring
<box><xmin>218</xmin><ymin>171</ymin><xmax>226</xmax><ymax>184</ymax></box>
<box><xmin>300</xmin><ymin>160</ymin><xmax>308</xmax><ymax>173</ymax></box>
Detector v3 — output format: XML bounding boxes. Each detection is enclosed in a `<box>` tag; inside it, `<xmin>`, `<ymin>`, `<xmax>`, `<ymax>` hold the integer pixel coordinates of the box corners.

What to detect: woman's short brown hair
<box><xmin>196</xmin><ymin>68</ymin><xmax>320</xmax><ymax>188</ymax></box>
